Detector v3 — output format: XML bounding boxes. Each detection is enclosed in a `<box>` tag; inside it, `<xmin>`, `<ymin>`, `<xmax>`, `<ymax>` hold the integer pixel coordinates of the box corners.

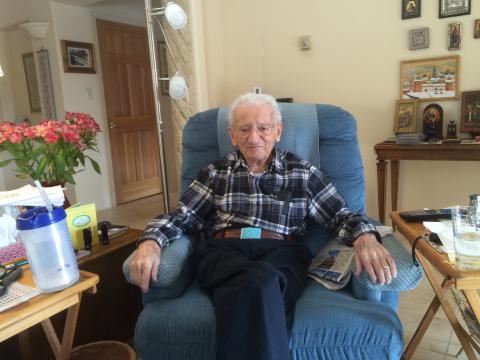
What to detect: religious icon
<box><xmin>422</xmin><ymin>103</ymin><xmax>443</xmax><ymax>141</ymax></box>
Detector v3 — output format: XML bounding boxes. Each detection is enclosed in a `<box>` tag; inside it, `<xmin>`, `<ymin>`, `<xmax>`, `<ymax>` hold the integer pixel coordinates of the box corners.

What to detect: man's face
<box><xmin>228</xmin><ymin>103</ymin><xmax>283</xmax><ymax>169</ymax></box>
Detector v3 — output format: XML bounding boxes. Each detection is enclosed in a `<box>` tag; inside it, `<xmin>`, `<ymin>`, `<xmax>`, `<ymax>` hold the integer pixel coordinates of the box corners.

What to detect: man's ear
<box><xmin>227</xmin><ymin>126</ymin><xmax>238</xmax><ymax>147</ymax></box>
<box><xmin>275</xmin><ymin>122</ymin><xmax>283</xmax><ymax>143</ymax></box>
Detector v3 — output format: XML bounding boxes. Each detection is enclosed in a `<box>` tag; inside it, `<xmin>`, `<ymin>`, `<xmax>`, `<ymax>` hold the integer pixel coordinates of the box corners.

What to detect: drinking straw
<box><xmin>34</xmin><ymin>180</ymin><xmax>53</xmax><ymax>212</ymax></box>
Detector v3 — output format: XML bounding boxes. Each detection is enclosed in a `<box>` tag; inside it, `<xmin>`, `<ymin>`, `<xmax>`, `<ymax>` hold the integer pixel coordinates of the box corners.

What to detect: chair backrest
<box><xmin>181</xmin><ymin>103</ymin><xmax>366</xmax><ymax>215</ymax></box>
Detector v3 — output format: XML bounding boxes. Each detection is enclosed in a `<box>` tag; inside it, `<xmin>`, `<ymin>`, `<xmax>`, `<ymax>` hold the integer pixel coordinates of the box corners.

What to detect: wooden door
<box><xmin>97</xmin><ymin>19</ymin><xmax>163</xmax><ymax>204</ymax></box>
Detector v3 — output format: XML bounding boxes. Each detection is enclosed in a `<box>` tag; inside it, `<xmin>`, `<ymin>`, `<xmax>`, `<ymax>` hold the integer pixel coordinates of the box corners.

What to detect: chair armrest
<box><xmin>352</xmin><ymin>218</ymin><xmax>423</xmax><ymax>291</ymax></box>
<box><xmin>123</xmin><ymin>233</ymin><xmax>196</xmax><ymax>287</ymax></box>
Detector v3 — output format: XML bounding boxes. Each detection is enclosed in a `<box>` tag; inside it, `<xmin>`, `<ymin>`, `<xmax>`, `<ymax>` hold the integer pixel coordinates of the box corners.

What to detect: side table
<box><xmin>374</xmin><ymin>142</ymin><xmax>480</xmax><ymax>224</ymax></box>
<box><xmin>2</xmin><ymin>228</ymin><xmax>143</xmax><ymax>360</ymax></box>
<box><xmin>0</xmin><ymin>269</ymin><xmax>99</xmax><ymax>360</ymax></box>
<box><xmin>391</xmin><ymin>211</ymin><xmax>480</xmax><ymax>360</ymax></box>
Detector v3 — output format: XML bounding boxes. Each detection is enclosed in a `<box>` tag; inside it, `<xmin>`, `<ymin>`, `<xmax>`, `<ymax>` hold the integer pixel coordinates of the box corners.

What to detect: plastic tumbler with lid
<box><xmin>16</xmin><ymin>206</ymin><xmax>79</xmax><ymax>292</ymax></box>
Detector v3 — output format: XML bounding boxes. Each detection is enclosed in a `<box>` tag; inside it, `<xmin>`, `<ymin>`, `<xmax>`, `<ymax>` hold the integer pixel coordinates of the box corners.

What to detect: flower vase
<box><xmin>40</xmin><ymin>181</ymin><xmax>71</xmax><ymax>209</ymax></box>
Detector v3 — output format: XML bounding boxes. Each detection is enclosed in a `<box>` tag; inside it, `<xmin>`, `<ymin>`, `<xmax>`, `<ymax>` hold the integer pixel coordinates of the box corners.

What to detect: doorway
<box><xmin>96</xmin><ymin>19</ymin><xmax>164</xmax><ymax>205</ymax></box>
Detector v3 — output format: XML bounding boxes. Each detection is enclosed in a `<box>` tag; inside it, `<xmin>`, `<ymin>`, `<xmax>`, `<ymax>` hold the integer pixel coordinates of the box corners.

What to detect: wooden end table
<box><xmin>391</xmin><ymin>211</ymin><xmax>480</xmax><ymax>360</ymax></box>
<box><xmin>0</xmin><ymin>269</ymin><xmax>99</xmax><ymax>360</ymax></box>
<box><xmin>374</xmin><ymin>142</ymin><xmax>480</xmax><ymax>224</ymax></box>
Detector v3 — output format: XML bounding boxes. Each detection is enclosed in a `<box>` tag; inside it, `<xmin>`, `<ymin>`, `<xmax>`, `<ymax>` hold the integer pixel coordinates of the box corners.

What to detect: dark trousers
<box><xmin>195</xmin><ymin>238</ymin><xmax>312</xmax><ymax>360</ymax></box>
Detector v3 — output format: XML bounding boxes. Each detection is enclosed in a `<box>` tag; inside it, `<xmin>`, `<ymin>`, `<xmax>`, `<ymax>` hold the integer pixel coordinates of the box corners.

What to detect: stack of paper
<box><xmin>0</xmin><ymin>185</ymin><xmax>65</xmax><ymax>207</ymax></box>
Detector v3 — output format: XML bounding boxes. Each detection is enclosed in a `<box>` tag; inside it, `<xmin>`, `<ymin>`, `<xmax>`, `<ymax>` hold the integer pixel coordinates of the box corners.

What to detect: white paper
<box><xmin>376</xmin><ymin>225</ymin><xmax>393</xmax><ymax>238</ymax></box>
<box><xmin>0</xmin><ymin>185</ymin><xmax>65</xmax><ymax>207</ymax></box>
<box><xmin>423</xmin><ymin>220</ymin><xmax>455</xmax><ymax>253</ymax></box>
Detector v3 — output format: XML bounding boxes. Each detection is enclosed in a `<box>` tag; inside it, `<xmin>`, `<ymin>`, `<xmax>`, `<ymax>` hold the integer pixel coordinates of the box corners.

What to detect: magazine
<box><xmin>308</xmin><ymin>240</ymin><xmax>354</xmax><ymax>290</ymax></box>
<box><xmin>308</xmin><ymin>226</ymin><xmax>394</xmax><ymax>290</ymax></box>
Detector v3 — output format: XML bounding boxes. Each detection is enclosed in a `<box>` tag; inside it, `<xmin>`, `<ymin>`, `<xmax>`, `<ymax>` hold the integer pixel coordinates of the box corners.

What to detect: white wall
<box><xmin>0</xmin><ymin>0</ymin><xmax>148</xmax><ymax>210</ymax></box>
<box><xmin>201</xmin><ymin>0</ymin><xmax>480</xmax><ymax>222</ymax></box>
<box><xmin>50</xmin><ymin>2</ymin><xmax>111</xmax><ymax>208</ymax></box>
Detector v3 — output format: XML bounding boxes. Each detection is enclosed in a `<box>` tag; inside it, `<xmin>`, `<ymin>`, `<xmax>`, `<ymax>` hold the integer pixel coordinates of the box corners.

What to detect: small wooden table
<box><xmin>391</xmin><ymin>211</ymin><xmax>480</xmax><ymax>360</ymax></box>
<box><xmin>374</xmin><ymin>141</ymin><xmax>480</xmax><ymax>224</ymax></box>
<box><xmin>0</xmin><ymin>269</ymin><xmax>99</xmax><ymax>360</ymax></box>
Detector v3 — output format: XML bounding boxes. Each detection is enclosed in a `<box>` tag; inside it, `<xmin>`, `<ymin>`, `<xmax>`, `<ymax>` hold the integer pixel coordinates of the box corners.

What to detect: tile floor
<box><xmin>98</xmin><ymin>195</ymin><xmax>476</xmax><ymax>360</ymax></box>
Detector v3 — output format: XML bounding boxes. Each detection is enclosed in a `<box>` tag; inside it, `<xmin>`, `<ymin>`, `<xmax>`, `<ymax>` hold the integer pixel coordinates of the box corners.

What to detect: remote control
<box><xmin>399</xmin><ymin>209</ymin><xmax>452</xmax><ymax>222</ymax></box>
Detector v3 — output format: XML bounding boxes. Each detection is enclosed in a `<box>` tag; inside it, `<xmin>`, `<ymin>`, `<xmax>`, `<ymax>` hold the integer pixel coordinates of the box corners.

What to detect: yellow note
<box><xmin>65</xmin><ymin>203</ymin><xmax>99</xmax><ymax>250</ymax></box>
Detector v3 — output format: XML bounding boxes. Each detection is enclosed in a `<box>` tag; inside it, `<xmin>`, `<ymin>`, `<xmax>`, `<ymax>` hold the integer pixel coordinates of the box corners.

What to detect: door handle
<box><xmin>109</xmin><ymin>122</ymin><xmax>117</xmax><ymax>129</ymax></box>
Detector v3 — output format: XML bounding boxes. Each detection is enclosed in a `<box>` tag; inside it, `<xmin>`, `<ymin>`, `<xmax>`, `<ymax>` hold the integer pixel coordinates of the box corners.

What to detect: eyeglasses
<box><xmin>235</xmin><ymin>124</ymin><xmax>276</xmax><ymax>137</ymax></box>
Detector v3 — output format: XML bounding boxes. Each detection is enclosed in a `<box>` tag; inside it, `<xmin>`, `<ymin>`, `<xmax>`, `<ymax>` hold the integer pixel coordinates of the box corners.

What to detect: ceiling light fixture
<box><xmin>18</xmin><ymin>22</ymin><xmax>50</xmax><ymax>39</ymax></box>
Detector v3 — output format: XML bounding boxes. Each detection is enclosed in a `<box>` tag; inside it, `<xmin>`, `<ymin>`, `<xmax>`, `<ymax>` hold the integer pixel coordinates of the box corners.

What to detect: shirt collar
<box><xmin>232</xmin><ymin>148</ymin><xmax>285</xmax><ymax>174</ymax></box>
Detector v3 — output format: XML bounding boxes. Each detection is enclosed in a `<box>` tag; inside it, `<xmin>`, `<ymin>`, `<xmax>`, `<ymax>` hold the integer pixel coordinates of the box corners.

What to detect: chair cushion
<box><xmin>134</xmin><ymin>280</ymin><xmax>403</xmax><ymax>360</ymax></box>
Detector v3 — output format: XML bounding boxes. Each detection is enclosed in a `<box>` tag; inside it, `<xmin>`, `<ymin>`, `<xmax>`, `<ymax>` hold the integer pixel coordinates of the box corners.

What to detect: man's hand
<box><xmin>130</xmin><ymin>240</ymin><xmax>161</xmax><ymax>293</ymax></box>
<box><xmin>353</xmin><ymin>234</ymin><xmax>397</xmax><ymax>286</ymax></box>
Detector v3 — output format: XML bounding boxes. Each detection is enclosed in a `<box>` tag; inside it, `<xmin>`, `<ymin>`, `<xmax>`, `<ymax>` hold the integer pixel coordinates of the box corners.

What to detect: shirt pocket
<box><xmin>286</xmin><ymin>201</ymin><xmax>307</xmax><ymax>227</ymax></box>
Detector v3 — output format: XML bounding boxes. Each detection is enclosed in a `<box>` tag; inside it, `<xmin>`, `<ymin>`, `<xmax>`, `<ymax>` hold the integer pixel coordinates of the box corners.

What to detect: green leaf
<box><xmin>33</xmin><ymin>158</ymin><xmax>48</xmax><ymax>179</ymax></box>
<box><xmin>89</xmin><ymin>157</ymin><xmax>101</xmax><ymax>174</ymax></box>
<box><xmin>0</xmin><ymin>158</ymin><xmax>14</xmax><ymax>167</ymax></box>
<box><xmin>64</xmin><ymin>172</ymin><xmax>76</xmax><ymax>184</ymax></box>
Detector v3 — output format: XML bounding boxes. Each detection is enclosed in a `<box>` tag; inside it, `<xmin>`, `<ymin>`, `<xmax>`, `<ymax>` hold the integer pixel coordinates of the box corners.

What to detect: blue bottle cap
<box><xmin>16</xmin><ymin>206</ymin><xmax>67</xmax><ymax>230</ymax></box>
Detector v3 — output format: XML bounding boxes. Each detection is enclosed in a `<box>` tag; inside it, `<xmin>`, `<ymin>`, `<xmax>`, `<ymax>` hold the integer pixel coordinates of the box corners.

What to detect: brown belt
<box><xmin>212</xmin><ymin>228</ymin><xmax>294</xmax><ymax>241</ymax></box>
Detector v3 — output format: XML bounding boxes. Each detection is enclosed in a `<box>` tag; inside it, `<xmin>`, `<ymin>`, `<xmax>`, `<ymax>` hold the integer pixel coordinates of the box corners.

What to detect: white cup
<box><xmin>452</xmin><ymin>205</ymin><xmax>480</xmax><ymax>270</ymax></box>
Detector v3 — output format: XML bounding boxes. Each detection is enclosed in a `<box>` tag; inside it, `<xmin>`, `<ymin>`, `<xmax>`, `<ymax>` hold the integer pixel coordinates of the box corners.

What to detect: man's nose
<box><xmin>246</xmin><ymin>128</ymin><xmax>262</xmax><ymax>141</ymax></box>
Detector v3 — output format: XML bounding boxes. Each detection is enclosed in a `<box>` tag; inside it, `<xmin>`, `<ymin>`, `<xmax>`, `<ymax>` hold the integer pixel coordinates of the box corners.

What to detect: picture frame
<box><xmin>439</xmin><ymin>0</ymin><xmax>471</xmax><ymax>18</ymax></box>
<box><xmin>402</xmin><ymin>0</ymin><xmax>421</xmax><ymax>20</ymax></box>
<box><xmin>422</xmin><ymin>103</ymin><xmax>444</xmax><ymax>141</ymax></box>
<box><xmin>21</xmin><ymin>52</ymin><xmax>41</xmax><ymax>113</ymax></box>
<box><xmin>448</xmin><ymin>22</ymin><xmax>462</xmax><ymax>50</ymax></box>
<box><xmin>394</xmin><ymin>99</ymin><xmax>418</xmax><ymax>134</ymax></box>
<box><xmin>36</xmin><ymin>49</ymin><xmax>57</xmax><ymax>119</ymax></box>
<box><xmin>460</xmin><ymin>91</ymin><xmax>480</xmax><ymax>133</ymax></box>
<box><xmin>400</xmin><ymin>55</ymin><xmax>460</xmax><ymax>101</ymax></box>
<box><xmin>474</xmin><ymin>19</ymin><xmax>480</xmax><ymax>39</ymax></box>
<box><xmin>409</xmin><ymin>28</ymin><xmax>429</xmax><ymax>50</ymax></box>
<box><xmin>61</xmin><ymin>40</ymin><xmax>96</xmax><ymax>74</ymax></box>
<box><xmin>157</xmin><ymin>40</ymin><xmax>169</xmax><ymax>95</ymax></box>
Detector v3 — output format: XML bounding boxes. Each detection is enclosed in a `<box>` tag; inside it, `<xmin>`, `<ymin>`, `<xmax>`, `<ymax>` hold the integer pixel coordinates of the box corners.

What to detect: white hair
<box><xmin>228</xmin><ymin>93</ymin><xmax>282</xmax><ymax>126</ymax></box>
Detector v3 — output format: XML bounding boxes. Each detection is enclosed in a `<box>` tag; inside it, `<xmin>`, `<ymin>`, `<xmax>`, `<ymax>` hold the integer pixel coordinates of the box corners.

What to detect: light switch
<box><xmin>299</xmin><ymin>35</ymin><xmax>312</xmax><ymax>51</ymax></box>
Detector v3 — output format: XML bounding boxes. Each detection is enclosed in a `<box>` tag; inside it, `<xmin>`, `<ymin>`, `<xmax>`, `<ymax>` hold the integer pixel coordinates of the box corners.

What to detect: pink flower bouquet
<box><xmin>0</xmin><ymin>112</ymin><xmax>101</xmax><ymax>185</ymax></box>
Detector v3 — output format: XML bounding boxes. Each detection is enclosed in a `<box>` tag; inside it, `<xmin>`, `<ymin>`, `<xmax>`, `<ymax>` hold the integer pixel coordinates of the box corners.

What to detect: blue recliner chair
<box><xmin>124</xmin><ymin>103</ymin><xmax>422</xmax><ymax>360</ymax></box>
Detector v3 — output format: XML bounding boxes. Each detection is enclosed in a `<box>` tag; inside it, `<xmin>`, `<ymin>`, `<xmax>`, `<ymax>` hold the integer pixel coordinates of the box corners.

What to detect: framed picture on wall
<box><xmin>61</xmin><ymin>40</ymin><xmax>96</xmax><ymax>74</ymax></box>
<box><xmin>448</xmin><ymin>22</ymin><xmax>462</xmax><ymax>50</ymax></box>
<box><xmin>21</xmin><ymin>52</ymin><xmax>41</xmax><ymax>113</ymax></box>
<box><xmin>402</xmin><ymin>0</ymin><xmax>421</xmax><ymax>20</ymax></box>
<box><xmin>394</xmin><ymin>99</ymin><xmax>418</xmax><ymax>134</ymax></box>
<box><xmin>409</xmin><ymin>28</ymin><xmax>429</xmax><ymax>50</ymax></box>
<box><xmin>157</xmin><ymin>40</ymin><xmax>169</xmax><ymax>95</ymax></box>
<box><xmin>460</xmin><ymin>91</ymin><xmax>480</xmax><ymax>133</ymax></box>
<box><xmin>439</xmin><ymin>0</ymin><xmax>471</xmax><ymax>18</ymax></box>
<box><xmin>474</xmin><ymin>19</ymin><xmax>480</xmax><ymax>39</ymax></box>
<box><xmin>400</xmin><ymin>55</ymin><xmax>460</xmax><ymax>101</ymax></box>
<box><xmin>36</xmin><ymin>49</ymin><xmax>57</xmax><ymax>119</ymax></box>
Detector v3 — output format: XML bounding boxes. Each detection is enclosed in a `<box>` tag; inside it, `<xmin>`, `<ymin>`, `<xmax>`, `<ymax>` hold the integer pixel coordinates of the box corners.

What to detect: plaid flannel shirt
<box><xmin>139</xmin><ymin>149</ymin><xmax>378</xmax><ymax>249</ymax></box>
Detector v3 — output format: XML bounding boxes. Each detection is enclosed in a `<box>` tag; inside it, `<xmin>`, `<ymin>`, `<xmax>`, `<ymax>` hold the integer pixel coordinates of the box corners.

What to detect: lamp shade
<box><xmin>169</xmin><ymin>73</ymin><xmax>188</xmax><ymax>100</ymax></box>
<box><xmin>164</xmin><ymin>2</ymin><xmax>187</xmax><ymax>29</ymax></box>
<box><xmin>18</xmin><ymin>22</ymin><xmax>50</xmax><ymax>39</ymax></box>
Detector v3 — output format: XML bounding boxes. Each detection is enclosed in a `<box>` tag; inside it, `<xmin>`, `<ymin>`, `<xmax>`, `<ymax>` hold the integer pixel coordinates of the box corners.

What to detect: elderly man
<box><xmin>131</xmin><ymin>93</ymin><xmax>396</xmax><ymax>360</ymax></box>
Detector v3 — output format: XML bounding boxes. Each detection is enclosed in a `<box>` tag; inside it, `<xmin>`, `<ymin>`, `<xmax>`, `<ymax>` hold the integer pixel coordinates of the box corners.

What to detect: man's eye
<box><xmin>240</xmin><ymin>128</ymin><xmax>250</xmax><ymax>133</ymax></box>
